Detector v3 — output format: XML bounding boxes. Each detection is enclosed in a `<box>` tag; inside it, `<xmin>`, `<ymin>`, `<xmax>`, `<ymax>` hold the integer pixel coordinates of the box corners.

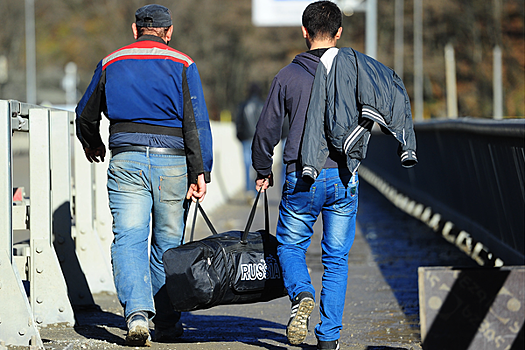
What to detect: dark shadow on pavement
<box><xmin>356</xmin><ymin>181</ymin><xmax>478</xmax><ymax>321</ymax></box>
<box><xmin>181</xmin><ymin>313</ymin><xmax>293</xmax><ymax>349</ymax></box>
<box><xmin>72</xmin><ymin>305</ymin><xmax>127</xmax><ymax>346</ymax></box>
<box><xmin>70</xmin><ymin>306</ymin><xmax>303</xmax><ymax>349</ymax></box>
<box><xmin>53</xmin><ymin>201</ymin><xmax>96</xmax><ymax>308</ymax></box>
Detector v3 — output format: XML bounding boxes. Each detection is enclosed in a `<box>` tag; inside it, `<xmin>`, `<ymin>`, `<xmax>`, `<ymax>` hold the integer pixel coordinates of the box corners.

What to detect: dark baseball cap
<box><xmin>135</xmin><ymin>4</ymin><xmax>172</xmax><ymax>27</ymax></box>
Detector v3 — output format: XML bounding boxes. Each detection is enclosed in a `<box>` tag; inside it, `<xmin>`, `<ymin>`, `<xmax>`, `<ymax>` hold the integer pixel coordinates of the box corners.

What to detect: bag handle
<box><xmin>188</xmin><ymin>185</ymin><xmax>270</xmax><ymax>244</ymax></box>
<box><xmin>188</xmin><ymin>198</ymin><xmax>218</xmax><ymax>242</ymax></box>
<box><xmin>241</xmin><ymin>185</ymin><xmax>269</xmax><ymax>244</ymax></box>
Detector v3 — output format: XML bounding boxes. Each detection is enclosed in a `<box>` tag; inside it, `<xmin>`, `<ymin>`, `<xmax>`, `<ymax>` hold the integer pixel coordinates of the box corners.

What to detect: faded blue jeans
<box><xmin>107</xmin><ymin>150</ymin><xmax>189</xmax><ymax>328</ymax></box>
<box><xmin>277</xmin><ymin>168</ymin><xmax>358</xmax><ymax>342</ymax></box>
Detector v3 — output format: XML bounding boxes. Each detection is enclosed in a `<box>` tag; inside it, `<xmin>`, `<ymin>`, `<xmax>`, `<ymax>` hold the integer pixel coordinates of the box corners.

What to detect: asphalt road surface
<box><xmin>8</xmin><ymin>180</ymin><xmax>477</xmax><ymax>350</ymax></box>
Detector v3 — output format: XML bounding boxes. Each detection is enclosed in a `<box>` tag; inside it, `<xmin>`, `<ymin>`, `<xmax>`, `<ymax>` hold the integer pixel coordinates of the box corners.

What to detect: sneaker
<box><xmin>153</xmin><ymin>322</ymin><xmax>184</xmax><ymax>343</ymax></box>
<box><xmin>125</xmin><ymin>311</ymin><xmax>150</xmax><ymax>347</ymax></box>
<box><xmin>286</xmin><ymin>291</ymin><xmax>315</xmax><ymax>345</ymax></box>
<box><xmin>317</xmin><ymin>339</ymin><xmax>340</xmax><ymax>350</ymax></box>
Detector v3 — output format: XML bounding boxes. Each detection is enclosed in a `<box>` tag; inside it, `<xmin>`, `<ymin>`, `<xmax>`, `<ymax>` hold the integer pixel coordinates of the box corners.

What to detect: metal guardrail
<box><xmin>0</xmin><ymin>100</ymin><xmax>115</xmax><ymax>348</ymax></box>
<box><xmin>0</xmin><ymin>99</ymin><xmax>246</xmax><ymax>348</ymax></box>
<box><xmin>361</xmin><ymin>117</ymin><xmax>525</xmax><ymax>266</ymax></box>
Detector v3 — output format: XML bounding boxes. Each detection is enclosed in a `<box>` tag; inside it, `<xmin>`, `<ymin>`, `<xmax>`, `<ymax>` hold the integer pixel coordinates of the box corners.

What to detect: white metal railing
<box><xmin>0</xmin><ymin>99</ymin><xmax>245</xmax><ymax>348</ymax></box>
<box><xmin>0</xmin><ymin>100</ymin><xmax>116</xmax><ymax>347</ymax></box>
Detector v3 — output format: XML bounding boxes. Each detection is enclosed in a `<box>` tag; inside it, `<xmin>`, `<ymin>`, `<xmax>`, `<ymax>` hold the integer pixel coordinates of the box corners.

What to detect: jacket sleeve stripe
<box><xmin>302</xmin><ymin>166</ymin><xmax>318</xmax><ymax>179</ymax></box>
<box><xmin>362</xmin><ymin>107</ymin><xmax>386</xmax><ymax>125</ymax></box>
<box><xmin>343</xmin><ymin>119</ymin><xmax>373</xmax><ymax>154</ymax></box>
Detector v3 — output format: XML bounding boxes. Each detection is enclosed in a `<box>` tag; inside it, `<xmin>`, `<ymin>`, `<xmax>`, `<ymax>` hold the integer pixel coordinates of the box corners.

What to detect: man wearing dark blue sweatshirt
<box><xmin>252</xmin><ymin>2</ymin><xmax>354</xmax><ymax>350</ymax></box>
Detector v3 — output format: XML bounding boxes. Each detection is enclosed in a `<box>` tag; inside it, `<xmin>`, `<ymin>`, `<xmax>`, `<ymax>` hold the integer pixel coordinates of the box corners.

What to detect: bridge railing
<box><xmin>0</xmin><ymin>99</ymin><xmax>244</xmax><ymax>348</ymax></box>
<box><xmin>1</xmin><ymin>100</ymin><xmax>75</xmax><ymax>348</ymax></box>
<box><xmin>360</xmin><ymin>117</ymin><xmax>525</xmax><ymax>266</ymax></box>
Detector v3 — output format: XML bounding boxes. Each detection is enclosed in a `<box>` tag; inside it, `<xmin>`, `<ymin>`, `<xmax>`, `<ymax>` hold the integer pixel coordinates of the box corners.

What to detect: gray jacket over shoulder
<box><xmin>301</xmin><ymin>47</ymin><xmax>418</xmax><ymax>180</ymax></box>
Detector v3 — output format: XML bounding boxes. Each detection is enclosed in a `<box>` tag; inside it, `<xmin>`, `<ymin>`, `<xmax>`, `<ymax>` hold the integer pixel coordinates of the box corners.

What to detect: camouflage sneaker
<box><xmin>286</xmin><ymin>291</ymin><xmax>315</xmax><ymax>345</ymax></box>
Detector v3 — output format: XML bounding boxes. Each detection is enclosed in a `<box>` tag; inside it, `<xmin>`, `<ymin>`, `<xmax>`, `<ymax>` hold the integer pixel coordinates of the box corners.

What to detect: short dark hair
<box><xmin>302</xmin><ymin>1</ymin><xmax>342</xmax><ymax>41</ymax></box>
<box><xmin>136</xmin><ymin>26</ymin><xmax>171</xmax><ymax>39</ymax></box>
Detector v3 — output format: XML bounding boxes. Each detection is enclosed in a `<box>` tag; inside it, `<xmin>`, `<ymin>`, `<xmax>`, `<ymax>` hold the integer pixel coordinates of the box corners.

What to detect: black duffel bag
<box><xmin>163</xmin><ymin>189</ymin><xmax>287</xmax><ymax>312</ymax></box>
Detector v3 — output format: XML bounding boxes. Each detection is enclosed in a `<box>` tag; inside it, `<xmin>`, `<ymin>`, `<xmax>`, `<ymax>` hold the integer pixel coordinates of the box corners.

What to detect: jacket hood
<box><xmin>291</xmin><ymin>52</ymin><xmax>320</xmax><ymax>78</ymax></box>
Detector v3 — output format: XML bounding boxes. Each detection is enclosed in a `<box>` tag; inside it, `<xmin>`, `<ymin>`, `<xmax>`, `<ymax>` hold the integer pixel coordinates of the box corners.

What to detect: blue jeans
<box><xmin>277</xmin><ymin>168</ymin><xmax>358</xmax><ymax>342</ymax></box>
<box><xmin>107</xmin><ymin>150</ymin><xmax>189</xmax><ymax>328</ymax></box>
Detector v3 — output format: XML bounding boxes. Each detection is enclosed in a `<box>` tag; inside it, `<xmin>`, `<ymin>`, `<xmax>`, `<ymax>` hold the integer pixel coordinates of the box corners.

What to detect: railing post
<box><xmin>28</xmin><ymin>108</ymin><xmax>74</xmax><ymax>327</ymax></box>
<box><xmin>0</xmin><ymin>100</ymin><xmax>43</xmax><ymax>348</ymax></box>
<box><xmin>94</xmin><ymin>117</ymin><xmax>113</xmax><ymax>267</ymax></box>
<box><xmin>72</xmin><ymin>129</ymin><xmax>115</xmax><ymax>294</ymax></box>
<box><xmin>0</xmin><ymin>101</ymin><xmax>13</xmax><ymax>259</ymax></box>
<box><xmin>50</xmin><ymin>109</ymin><xmax>95</xmax><ymax>306</ymax></box>
<box><xmin>493</xmin><ymin>45</ymin><xmax>503</xmax><ymax>119</ymax></box>
<box><xmin>445</xmin><ymin>43</ymin><xmax>458</xmax><ymax>118</ymax></box>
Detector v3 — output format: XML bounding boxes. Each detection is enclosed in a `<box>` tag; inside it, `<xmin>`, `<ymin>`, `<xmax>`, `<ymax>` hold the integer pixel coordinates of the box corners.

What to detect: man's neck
<box><xmin>309</xmin><ymin>39</ymin><xmax>337</xmax><ymax>50</ymax></box>
<box><xmin>137</xmin><ymin>34</ymin><xmax>167</xmax><ymax>44</ymax></box>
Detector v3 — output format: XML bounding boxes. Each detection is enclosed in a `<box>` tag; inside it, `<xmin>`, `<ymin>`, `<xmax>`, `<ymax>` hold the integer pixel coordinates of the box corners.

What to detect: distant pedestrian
<box><xmin>235</xmin><ymin>82</ymin><xmax>264</xmax><ymax>198</ymax></box>
<box><xmin>252</xmin><ymin>1</ymin><xmax>417</xmax><ymax>349</ymax></box>
<box><xmin>75</xmin><ymin>4</ymin><xmax>213</xmax><ymax>346</ymax></box>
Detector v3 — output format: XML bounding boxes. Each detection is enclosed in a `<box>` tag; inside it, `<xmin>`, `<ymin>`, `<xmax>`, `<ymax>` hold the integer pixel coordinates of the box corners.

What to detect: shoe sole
<box><xmin>126</xmin><ymin>325</ymin><xmax>151</xmax><ymax>347</ymax></box>
<box><xmin>287</xmin><ymin>297</ymin><xmax>315</xmax><ymax>345</ymax></box>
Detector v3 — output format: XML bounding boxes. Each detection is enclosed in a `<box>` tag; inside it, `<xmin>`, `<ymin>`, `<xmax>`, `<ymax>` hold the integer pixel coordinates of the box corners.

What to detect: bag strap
<box><xmin>241</xmin><ymin>187</ymin><xmax>269</xmax><ymax>244</ymax></box>
<box><xmin>189</xmin><ymin>199</ymin><xmax>218</xmax><ymax>242</ymax></box>
<box><xmin>187</xmin><ymin>186</ymin><xmax>269</xmax><ymax>244</ymax></box>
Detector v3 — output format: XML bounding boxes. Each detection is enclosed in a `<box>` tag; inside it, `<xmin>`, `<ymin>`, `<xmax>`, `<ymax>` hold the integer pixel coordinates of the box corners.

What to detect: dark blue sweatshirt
<box><xmin>252</xmin><ymin>50</ymin><xmax>339</xmax><ymax>178</ymax></box>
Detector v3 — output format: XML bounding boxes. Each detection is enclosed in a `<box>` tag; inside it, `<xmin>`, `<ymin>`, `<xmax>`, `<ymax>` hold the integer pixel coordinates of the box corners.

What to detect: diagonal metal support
<box><xmin>0</xmin><ymin>250</ymin><xmax>43</xmax><ymax>348</ymax></box>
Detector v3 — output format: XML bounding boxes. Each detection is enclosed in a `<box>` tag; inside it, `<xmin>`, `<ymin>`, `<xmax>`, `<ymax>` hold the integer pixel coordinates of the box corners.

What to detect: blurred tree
<box><xmin>0</xmin><ymin>0</ymin><xmax>522</xmax><ymax>118</ymax></box>
<box><xmin>0</xmin><ymin>0</ymin><xmax>26</xmax><ymax>100</ymax></box>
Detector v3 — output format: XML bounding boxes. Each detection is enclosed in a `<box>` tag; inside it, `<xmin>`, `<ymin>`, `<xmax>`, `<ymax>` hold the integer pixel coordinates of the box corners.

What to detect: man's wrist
<box><xmin>256</xmin><ymin>171</ymin><xmax>272</xmax><ymax>180</ymax></box>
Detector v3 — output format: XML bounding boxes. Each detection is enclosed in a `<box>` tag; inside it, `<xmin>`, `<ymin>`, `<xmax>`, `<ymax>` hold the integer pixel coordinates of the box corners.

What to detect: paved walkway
<box><xmin>32</xmin><ymin>181</ymin><xmax>476</xmax><ymax>350</ymax></box>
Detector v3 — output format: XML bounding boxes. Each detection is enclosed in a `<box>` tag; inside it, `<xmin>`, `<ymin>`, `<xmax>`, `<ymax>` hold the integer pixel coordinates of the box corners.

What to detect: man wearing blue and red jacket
<box><xmin>75</xmin><ymin>4</ymin><xmax>212</xmax><ymax>346</ymax></box>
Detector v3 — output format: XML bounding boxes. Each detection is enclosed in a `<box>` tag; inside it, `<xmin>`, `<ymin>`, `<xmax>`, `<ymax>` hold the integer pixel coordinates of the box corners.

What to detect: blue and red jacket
<box><xmin>75</xmin><ymin>35</ymin><xmax>213</xmax><ymax>183</ymax></box>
